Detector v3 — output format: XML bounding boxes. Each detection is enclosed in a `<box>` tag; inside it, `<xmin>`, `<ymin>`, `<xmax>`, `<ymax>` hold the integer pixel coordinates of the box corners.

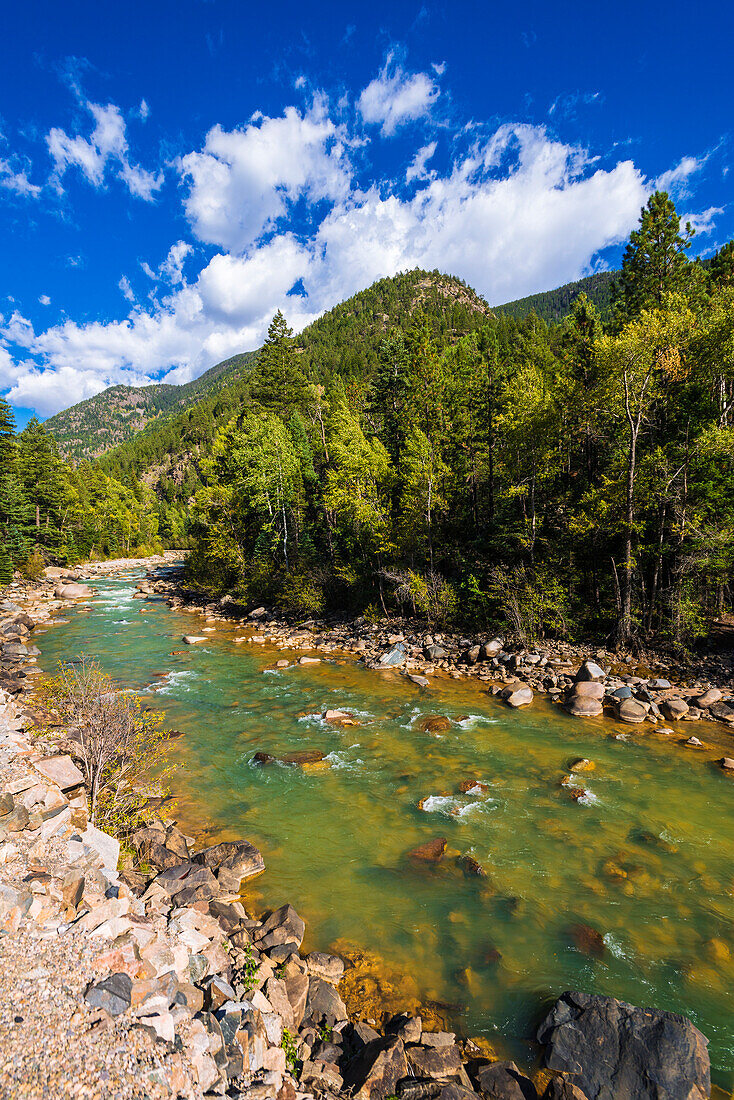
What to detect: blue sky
<box><xmin>1</xmin><ymin>0</ymin><xmax>732</xmax><ymax>427</ymax></box>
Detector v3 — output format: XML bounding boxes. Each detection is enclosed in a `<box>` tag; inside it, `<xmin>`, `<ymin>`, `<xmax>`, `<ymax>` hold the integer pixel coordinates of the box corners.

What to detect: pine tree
<box><xmin>0</xmin><ymin>541</ymin><xmax>13</xmax><ymax>586</ymax></box>
<box><xmin>250</xmin><ymin>312</ymin><xmax>310</xmax><ymax>416</ymax></box>
<box><xmin>613</xmin><ymin>191</ymin><xmax>693</xmax><ymax>324</ymax></box>
<box><xmin>709</xmin><ymin>240</ymin><xmax>734</xmax><ymax>288</ymax></box>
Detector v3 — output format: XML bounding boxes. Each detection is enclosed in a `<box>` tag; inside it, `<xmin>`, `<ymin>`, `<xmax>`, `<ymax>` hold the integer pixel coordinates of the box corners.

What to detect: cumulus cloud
<box><xmin>38</xmin><ymin>295</ymin><xmax>51</xmax><ymax>306</ymax></box>
<box><xmin>47</xmin><ymin>97</ymin><xmax>163</xmax><ymax>200</ymax></box>
<box><xmin>358</xmin><ymin>53</ymin><xmax>439</xmax><ymax>135</ymax></box>
<box><xmin>0</xmin><ymin>114</ymin><xmax>655</xmax><ymax>416</ymax></box>
<box><xmin>179</xmin><ymin>99</ymin><xmax>352</xmax><ymax>252</ymax></box>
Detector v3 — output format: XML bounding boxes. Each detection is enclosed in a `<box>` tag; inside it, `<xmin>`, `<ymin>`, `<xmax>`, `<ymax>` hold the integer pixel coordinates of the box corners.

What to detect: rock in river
<box><xmin>183</xmin><ymin>635</ymin><xmax>207</xmax><ymax>644</ymax></box>
<box><xmin>537</xmin><ymin>991</ymin><xmax>710</xmax><ymax>1100</ymax></box>
<box><xmin>408</xmin><ymin>838</ymin><xmax>447</xmax><ymax>863</ymax></box>
<box><xmin>418</xmin><ymin>716</ymin><xmax>452</xmax><ymax>734</ymax></box>
<box><xmin>194</xmin><ymin>838</ymin><xmax>265</xmax><ymax>890</ymax></box>
<box><xmin>506</xmin><ymin>682</ymin><xmax>534</xmax><ymax>708</ymax></box>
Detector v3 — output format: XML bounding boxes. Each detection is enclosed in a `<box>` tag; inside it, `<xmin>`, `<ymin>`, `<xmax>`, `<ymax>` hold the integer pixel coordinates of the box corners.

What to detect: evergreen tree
<box><xmin>250</xmin><ymin>312</ymin><xmax>310</xmax><ymax>416</ymax></box>
<box><xmin>709</xmin><ymin>240</ymin><xmax>734</xmax><ymax>288</ymax></box>
<box><xmin>613</xmin><ymin>191</ymin><xmax>693</xmax><ymax>323</ymax></box>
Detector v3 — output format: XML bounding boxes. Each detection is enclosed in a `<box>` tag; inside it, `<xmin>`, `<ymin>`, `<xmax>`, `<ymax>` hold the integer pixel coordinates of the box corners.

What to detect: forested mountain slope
<box><xmin>92</xmin><ymin>269</ymin><xmax>494</xmax><ymax>543</ymax></box>
<box><xmin>496</xmin><ymin>270</ymin><xmax>617</xmax><ymax>323</ymax></box>
<box><xmin>45</xmin><ymin>351</ymin><xmax>254</xmax><ymax>460</ymax></box>
<box><xmin>46</xmin><ymin>270</ymin><xmax>488</xmax><ymax>461</ymax></box>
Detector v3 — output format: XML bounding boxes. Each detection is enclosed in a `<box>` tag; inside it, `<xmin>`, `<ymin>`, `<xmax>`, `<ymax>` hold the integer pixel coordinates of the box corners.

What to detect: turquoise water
<box><xmin>37</xmin><ymin>574</ymin><xmax>734</xmax><ymax>1086</ymax></box>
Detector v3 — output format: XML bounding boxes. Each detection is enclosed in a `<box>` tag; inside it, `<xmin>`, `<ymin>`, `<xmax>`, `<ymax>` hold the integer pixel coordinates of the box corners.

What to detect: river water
<box><xmin>36</xmin><ymin>573</ymin><xmax>734</xmax><ymax>1086</ymax></box>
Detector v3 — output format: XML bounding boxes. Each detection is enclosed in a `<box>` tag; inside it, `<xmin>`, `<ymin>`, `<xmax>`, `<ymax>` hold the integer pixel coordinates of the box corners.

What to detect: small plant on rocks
<box><xmin>37</xmin><ymin>656</ymin><xmax>173</xmax><ymax>838</ymax></box>
<box><xmin>239</xmin><ymin>942</ymin><xmax>259</xmax><ymax>989</ymax></box>
<box><xmin>281</xmin><ymin>1028</ymin><xmax>299</xmax><ymax>1072</ymax></box>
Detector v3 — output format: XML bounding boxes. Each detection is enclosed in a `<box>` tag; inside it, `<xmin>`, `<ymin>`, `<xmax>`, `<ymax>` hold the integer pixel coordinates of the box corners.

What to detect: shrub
<box><xmin>277</xmin><ymin>570</ymin><xmax>325</xmax><ymax>616</ymax></box>
<box><xmin>37</xmin><ymin>657</ymin><xmax>172</xmax><ymax>838</ymax></box>
<box><xmin>382</xmin><ymin>568</ymin><xmax>458</xmax><ymax>626</ymax></box>
<box><xmin>486</xmin><ymin>564</ymin><xmax>571</xmax><ymax>644</ymax></box>
<box><xmin>19</xmin><ymin>548</ymin><xmax>45</xmax><ymax>580</ymax></box>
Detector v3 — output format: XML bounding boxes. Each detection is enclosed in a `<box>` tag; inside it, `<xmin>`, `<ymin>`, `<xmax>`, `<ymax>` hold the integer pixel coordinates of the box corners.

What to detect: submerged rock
<box><xmin>408</xmin><ymin>838</ymin><xmax>447</xmax><ymax>863</ymax></box>
<box><xmin>568</xmin><ymin>923</ymin><xmax>606</xmax><ymax>958</ymax></box>
<box><xmin>537</xmin><ymin>991</ymin><xmax>710</xmax><ymax>1100</ymax></box>
<box><xmin>418</xmin><ymin>716</ymin><xmax>452</xmax><ymax>734</ymax></box>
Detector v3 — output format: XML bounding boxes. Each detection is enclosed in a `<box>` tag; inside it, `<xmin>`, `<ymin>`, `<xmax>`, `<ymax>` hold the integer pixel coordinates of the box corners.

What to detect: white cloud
<box><xmin>160</xmin><ymin>241</ymin><xmax>192</xmax><ymax>285</ymax></box>
<box><xmin>179</xmin><ymin>99</ymin><xmax>352</xmax><ymax>252</ymax></box>
<box><xmin>0</xmin><ymin>157</ymin><xmax>41</xmax><ymax>197</ymax></box>
<box><xmin>358</xmin><ymin>53</ymin><xmax>439</xmax><ymax>135</ymax></box>
<box><xmin>38</xmin><ymin>295</ymin><xmax>51</xmax><ymax>306</ymax></box>
<box><xmin>2</xmin><ymin>114</ymin><xmax>651</xmax><ymax>417</ymax></box>
<box><xmin>656</xmin><ymin>154</ymin><xmax>706</xmax><ymax>199</ymax></box>
<box><xmin>682</xmin><ymin>206</ymin><xmax>722</xmax><ymax>236</ymax></box>
<box><xmin>47</xmin><ymin>97</ymin><xmax>163</xmax><ymax>200</ymax></box>
<box><xmin>119</xmin><ymin>275</ymin><xmax>135</xmax><ymax>302</ymax></box>
<box><xmin>406</xmin><ymin>141</ymin><xmax>437</xmax><ymax>183</ymax></box>
<box><xmin>138</xmin><ymin>99</ymin><xmax>150</xmax><ymax>121</ymax></box>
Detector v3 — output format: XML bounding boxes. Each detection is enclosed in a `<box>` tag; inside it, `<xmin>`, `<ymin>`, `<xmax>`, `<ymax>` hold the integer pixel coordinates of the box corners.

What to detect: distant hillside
<box><xmin>496</xmin><ymin>270</ymin><xmax>617</xmax><ymax>323</ymax></box>
<box><xmin>45</xmin><ymin>351</ymin><xmax>254</xmax><ymax>460</ymax></box>
<box><xmin>47</xmin><ymin>270</ymin><xmax>491</xmax><ymax>461</ymax></box>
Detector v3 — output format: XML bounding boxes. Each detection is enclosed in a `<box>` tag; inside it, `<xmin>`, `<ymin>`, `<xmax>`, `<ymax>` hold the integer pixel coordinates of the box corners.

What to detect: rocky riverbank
<box><xmin>0</xmin><ymin>562</ymin><xmax>724</xmax><ymax>1098</ymax></box>
<box><xmin>139</xmin><ymin>566</ymin><xmax>734</xmax><ymax>754</ymax></box>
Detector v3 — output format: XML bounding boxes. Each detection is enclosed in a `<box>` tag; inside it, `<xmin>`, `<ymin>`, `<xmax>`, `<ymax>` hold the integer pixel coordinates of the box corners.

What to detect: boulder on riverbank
<box><xmin>537</xmin><ymin>991</ymin><xmax>710</xmax><ymax>1100</ymax></box>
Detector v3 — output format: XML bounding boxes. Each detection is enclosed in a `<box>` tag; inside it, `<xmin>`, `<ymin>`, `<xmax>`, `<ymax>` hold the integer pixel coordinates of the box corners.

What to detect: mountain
<box><xmin>44</xmin><ymin>351</ymin><xmax>255</xmax><ymax>460</ymax></box>
<box><xmin>495</xmin><ymin>270</ymin><xmax>617</xmax><ymax>324</ymax></box>
<box><xmin>46</xmin><ymin>270</ymin><xmax>491</xmax><ymax>461</ymax></box>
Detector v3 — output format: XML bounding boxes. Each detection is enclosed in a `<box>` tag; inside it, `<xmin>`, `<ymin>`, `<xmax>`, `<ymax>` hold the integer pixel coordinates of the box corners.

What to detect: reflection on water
<box><xmin>37</xmin><ymin>574</ymin><xmax>734</xmax><ymax>1087</ymax></box>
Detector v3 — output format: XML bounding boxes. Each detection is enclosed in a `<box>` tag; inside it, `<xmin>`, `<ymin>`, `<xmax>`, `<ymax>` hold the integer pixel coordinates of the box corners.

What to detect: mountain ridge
<box><xmin>44</xmin><ymin>267</ymin><xmax>606</xmax><ymax>461</ymax></box>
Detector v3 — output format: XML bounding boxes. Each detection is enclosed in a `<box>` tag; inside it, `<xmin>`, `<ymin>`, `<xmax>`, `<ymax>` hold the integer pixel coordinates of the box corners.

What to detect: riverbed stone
<box><xmin>662</xmin><ymin>697</ymin><xmax>689</xmax><ymax>720</ymax></box>
<box><xmin>195</xmin><ymin>839</ymin><xmax>265</xmax><ymax>890</ymax></box>
<box><xmin>379</xmin><ymin>643</ymin><xmax>406</xmax><ymax>668</ymax></box>
<box><xmin>408</xmin><ymin>838</ymin><xmax>447</xmax><ymax>863</ymax></box>
<box><xmin>505</xmin><ymin>687</ymin><xmax>533</xmax><ymax>708</ymax></box>
<box><xmin>537</xmin><ymin>992</ymin><xmax>710</xmax><ymax>1100</ymax></box>
<box><xmin>305</xmin><ymin>951</ymin><xmax>345</xmax><ymax>983</ymax></box>
<box><xmin>55</xmin><ymin>583</ymin><xmax>93</xmax><ymax>599</ymax></box>
<box><xmin>407</xmin><ymin>1042</ymin><xmax>463</xmax><ymax>1079</ymax></box>
<box><xmin>304</xmin><ymin>976</ymin><xmax>348</xmax><ymax>1027</ymax></box>
<box><xmin>419</xmin><ymin>716</ymin><xmax>452</xmax><ymax>734</ymax></box>
<box><xmin>616</xmin><ymin>698</ymin><xmax>648</xmax><ymax>723</ymax></box>
<box><xmin>575</xmin><ymin>660</ymin><xmax>606</xmax><ymax>682</ymax></box>
<box><xmin>344</xmin><ymin>1036</ymin><xmax>409</xmax><ymax>1100</ymax></box>
<box><xmin>254</xmin><ymin>903</ymin><xmax>305</xmax><ymax>949</ymax></box>
<box><xmin>565</xmin><ymin>695</ymin><xmax>603</xmax><ymax>718</ymax></box>
<box><xmin>182</xmin><ymin>635</ymin><xmax>206</xmax><ymax>644</ymax></box>
<box><xmin>474</xmin><ymin>1061</ymin><xmax>538</xmax><ymax>1100</ymax></box>
<box><xmin>695</xmin><ymin>688</ymin><xmax>722</xmax><ymax>708</ymax></box>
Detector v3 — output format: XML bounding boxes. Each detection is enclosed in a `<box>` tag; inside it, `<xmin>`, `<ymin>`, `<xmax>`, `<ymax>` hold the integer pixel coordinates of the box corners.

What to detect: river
<box><xmin>36</xmin><ymin>572</ymin><xmax>734</xmax><ymax>1087</ymax></box>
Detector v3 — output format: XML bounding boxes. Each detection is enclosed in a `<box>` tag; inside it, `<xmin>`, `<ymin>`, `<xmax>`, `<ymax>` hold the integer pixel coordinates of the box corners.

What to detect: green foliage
<box><xmin>239</xmin><ymin>942</ymin><xmax>260</xmax><ymax>989</ymax></box>
<box><xmin>0</xmin><ymin>541</ymin><xmax>13</xmax><ymax>586</ymax></box>
<box><xmin>19</xmin><ymin>548</ymin><xmax>45</xmax><ymax>580</ymax></box>
<box><xmin>37</xmin><ymin>658</ymin><xmax>172</xmax><ymax>838</ymax></box>
<box><xmin>613</xmin><ymin>191</ymin><xmax>694</xmax><ymax>323</ymax></box>
<box><xmin>25</xmin><ymin>239</ymin><xmax>734</xmax><ymax>650</ymax></box>
<box><xmin>281</xmin><ymin>1028</ymin><xmax>299</xmax><ymax>1072</ymax></box>
<box><xmin>487</xmin><ymin>565</ymin><xmax>571</xmax><ymax>644</ymax></box>
<box><xmin>497</xmin><ymin>270</ymin><xmax>616</xmax><ymax>324</ymax></box>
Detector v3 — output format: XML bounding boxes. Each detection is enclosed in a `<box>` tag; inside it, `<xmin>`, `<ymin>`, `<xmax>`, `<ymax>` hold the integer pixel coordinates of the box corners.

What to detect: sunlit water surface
<box><xmin>37</xmin><ymin>575</ymin><xmax>734</xmax><ymax>1086</ymax></box>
